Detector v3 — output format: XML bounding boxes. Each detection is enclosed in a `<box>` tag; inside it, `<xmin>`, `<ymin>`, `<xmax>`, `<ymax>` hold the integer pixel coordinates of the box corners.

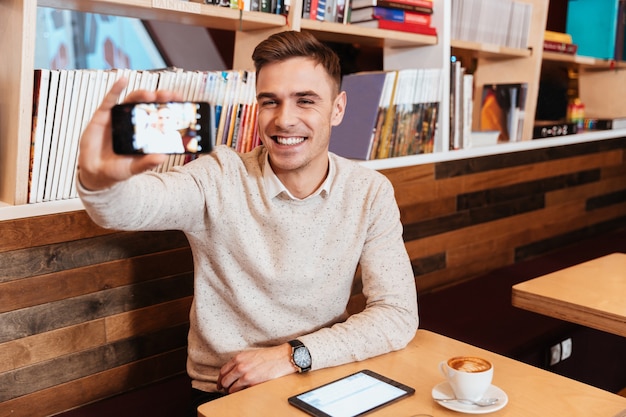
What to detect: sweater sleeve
<box><xmin>298</xmin><ymin>175</ymin><xmax>418</xmax><ymax>370</ymax></box>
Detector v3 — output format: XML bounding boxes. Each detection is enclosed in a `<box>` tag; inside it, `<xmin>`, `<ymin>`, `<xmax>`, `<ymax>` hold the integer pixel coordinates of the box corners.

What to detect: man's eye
<box><xmin>298</xmin><ymin>99</ymin><xmax>314</xmax><ymax>105</ymax></box>
<box><xmin>260</xmin><ymin>99</ymin><xmax>277</xmax><ymax>106</ymax></box>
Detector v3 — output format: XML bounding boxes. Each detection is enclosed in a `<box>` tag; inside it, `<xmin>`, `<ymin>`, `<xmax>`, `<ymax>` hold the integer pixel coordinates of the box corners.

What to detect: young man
<box><xmin>77</xmin><ymin>30</ymin><xmax>418</xmax><ymax>415</ymax></box>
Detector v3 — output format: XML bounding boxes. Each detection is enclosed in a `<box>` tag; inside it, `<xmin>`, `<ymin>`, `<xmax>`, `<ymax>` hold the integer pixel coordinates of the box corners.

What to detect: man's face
<box><xmin>255</xmin><ymin>57</ymin><xmax>346</xmax><ymax>178</ymax></box>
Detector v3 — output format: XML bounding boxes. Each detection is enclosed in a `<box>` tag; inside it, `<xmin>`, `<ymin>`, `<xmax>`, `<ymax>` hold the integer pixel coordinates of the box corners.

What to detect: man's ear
<box><xmin>331</xmin><ymin>91</ymin><xmax>347</xmax><ymax>127</ymax></box>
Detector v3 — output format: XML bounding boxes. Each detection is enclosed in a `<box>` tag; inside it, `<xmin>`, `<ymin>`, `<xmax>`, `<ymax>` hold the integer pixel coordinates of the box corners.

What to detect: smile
<box><xmin>273</xmin><ymin>136</ymin><xmax>306</xmax><ymax>145</ymax></box>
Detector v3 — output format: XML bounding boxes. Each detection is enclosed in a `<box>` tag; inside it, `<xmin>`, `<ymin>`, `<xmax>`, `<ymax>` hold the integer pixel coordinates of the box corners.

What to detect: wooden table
<box><xmin>197</xmin><ymin>329</ymin><xmax>626</xmax><ymax>416</ymax></box>
<box><xmin>512</xmin><ymin>252</ymin><xmax>626</xmax><ymax>337</ymax></box>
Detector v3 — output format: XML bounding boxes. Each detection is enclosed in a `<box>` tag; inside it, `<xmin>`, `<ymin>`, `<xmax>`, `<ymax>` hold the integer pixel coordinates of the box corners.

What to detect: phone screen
<box><xmin>288</xmin><ymin>370</ymin><xmax>414</xmax><ymax>417</ymax></box>
<box><xmin>112</xmin><ymin>101</ymin><xmax>213</xmax><ymax>155</ymax></box>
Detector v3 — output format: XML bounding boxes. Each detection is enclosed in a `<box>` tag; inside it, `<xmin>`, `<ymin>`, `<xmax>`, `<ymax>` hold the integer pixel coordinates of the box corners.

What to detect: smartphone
<box><xmin>111</xmin><ymin>101</ymin><xmax>213</xmax><ymax>155</ymax></box>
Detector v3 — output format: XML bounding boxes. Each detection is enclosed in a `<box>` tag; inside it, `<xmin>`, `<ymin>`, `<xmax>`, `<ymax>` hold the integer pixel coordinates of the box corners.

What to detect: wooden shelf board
<box><xmin>38</xmin><ymin>0</ymin><xmax>288</xmax><ymax>31</ymax></box>
<box><xmin>541</xmin><ymin>51</ymin><xmax>626</xmax><ymax>70</ymax></box>
<box><xmin>300</xmin><ymin>20</ymin><xmax>437</xmax><ymax>48</ymax></box>
<box><xmin>451</xmin><ymin>39</ymin><xmax>532</xmax><ymax>59</ymax></box>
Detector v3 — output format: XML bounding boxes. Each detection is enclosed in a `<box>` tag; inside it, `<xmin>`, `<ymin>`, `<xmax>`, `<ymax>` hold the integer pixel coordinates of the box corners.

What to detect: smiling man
<box><xmin>77</xmin><ymin>30</ymin><xmax>418</xmax><ymax>416</ymax></box>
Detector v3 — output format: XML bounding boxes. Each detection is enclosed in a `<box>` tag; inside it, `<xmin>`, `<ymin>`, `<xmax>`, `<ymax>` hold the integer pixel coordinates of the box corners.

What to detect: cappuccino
<box><xmin>447</xmin><ymin>356</ymin><xmax>491</xmax><ymax>373</ymax></box>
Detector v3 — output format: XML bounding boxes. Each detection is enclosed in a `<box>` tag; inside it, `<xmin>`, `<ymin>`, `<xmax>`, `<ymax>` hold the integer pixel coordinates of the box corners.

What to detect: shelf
<box><xmin>39</xmin><ymin>0</ymin><xmax>288</xmax><ymax>31</ymax></box>
<box><xmin>542</xmin><ymin>51</ymin><xmax>626</xmax><ymax>70</ymax></box>
<box><xmin>300</xmin><ymin>19</ymin><xmax>438</xmax><ymax>49</ymax></box>
<box><xmin>451</xmin><ymin>39</ymin><xmax>532</xmax><ymax>59</ymax></box>
<box><xmin>2</xmin><ymin>129</ymin><xmax>622</xmax><ymax>221</ymax></box>
<box><xmin>360</xmin><ymin>128</ymin><xmax>626</xmax><ymax>170</ymax></box>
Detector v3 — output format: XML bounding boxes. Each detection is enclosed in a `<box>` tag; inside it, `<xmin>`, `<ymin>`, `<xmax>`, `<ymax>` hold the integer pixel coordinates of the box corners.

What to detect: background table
<box><xmin>512</xmin><ymin>252</ymin><xmax>626</xmax><ymax>337</ymax></box>
<box><xmin>198</xmin><ymin>329</ymin><xmax>626</xmax><ymax>416</ymax></box>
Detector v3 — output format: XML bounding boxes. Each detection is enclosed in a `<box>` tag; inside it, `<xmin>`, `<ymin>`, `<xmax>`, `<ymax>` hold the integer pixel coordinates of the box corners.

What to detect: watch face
<box><xmin>294</xmin><ymin>346</ymin><xmax>312</xmax><ymax>368</ymax></box>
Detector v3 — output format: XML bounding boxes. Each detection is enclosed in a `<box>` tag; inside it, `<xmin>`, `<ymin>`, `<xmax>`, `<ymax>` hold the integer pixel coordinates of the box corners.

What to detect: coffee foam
<box><xmin>448</xmin><ymin>356</ymin><xmax>491</xmax><ymax>373</ymax></box>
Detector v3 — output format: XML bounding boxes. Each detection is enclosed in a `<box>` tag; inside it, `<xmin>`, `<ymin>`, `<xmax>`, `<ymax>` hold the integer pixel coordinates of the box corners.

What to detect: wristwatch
<box><xmin>288</xmin><ymin>339</ymin><xmax>312</xmax><ymax>373</ymax></box>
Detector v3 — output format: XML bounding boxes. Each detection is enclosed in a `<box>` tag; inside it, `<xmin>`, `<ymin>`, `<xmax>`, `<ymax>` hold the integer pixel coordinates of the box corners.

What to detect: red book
<box><xmin>376</xmin><ymin>18</ymin><xmax>437</xmax><ymax>36</ymax></box>
<box><xmin>543</xmin><ymin>40</ymin><xmax>578</xmax><ymax>55</ymax></box>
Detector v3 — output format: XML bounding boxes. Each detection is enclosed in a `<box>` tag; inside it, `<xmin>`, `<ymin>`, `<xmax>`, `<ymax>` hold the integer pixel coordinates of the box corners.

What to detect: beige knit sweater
<box><xmin>79</xmin><ymin>145</ymin><xmax>418</xmax><ymax>392</ymax></box>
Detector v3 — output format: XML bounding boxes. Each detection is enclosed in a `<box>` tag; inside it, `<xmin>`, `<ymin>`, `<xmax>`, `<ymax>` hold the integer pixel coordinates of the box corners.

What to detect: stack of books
<box><xmin>543</xmin><ymin>30</ymin><xmax>578</xmax><ymax>56</ymax></box>
<box><xmin>449</xmin><ymin>56</ymin><xmax>474</xmax><ymax>150</ymax></box>
<box><xmin>329</xmin><ymin>68</ymin><xmax>442</xmax><ymax>160</ymax></box>
<box><xmin>28</xmin><ymin>67</ymin><xmax>259</xmax><ymax>204</ymax></box>
<box><xmin>451</xmin><ymin>0</ymin><xmax>532</xmax><ymax>49</ymax></box>
<box><xmin>302</xmin><ymin>0</ymin><xmax>437</xmax><ymax>36</ymax></box>
<box><xmin>347</xmin><ymin>0</ymin><xmax>436</xmax><ymax>36</ymax></box>
<box><xmin>190</xmin><ymin>0</ymin><xmax>288</xmax><ymax>15</ymax></box>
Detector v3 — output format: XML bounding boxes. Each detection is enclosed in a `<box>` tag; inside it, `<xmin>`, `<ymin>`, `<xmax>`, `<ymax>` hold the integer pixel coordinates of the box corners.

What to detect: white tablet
<box><xmin>287</xmin><ymin>369</ymin><xmax>415</xmax><ymax>417</ymax></box>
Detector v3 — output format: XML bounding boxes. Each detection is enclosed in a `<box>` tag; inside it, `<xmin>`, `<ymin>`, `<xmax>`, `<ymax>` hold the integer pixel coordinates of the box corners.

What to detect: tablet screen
<box><xmin>288</xmin><ymin>370</ymin><xmax>414</xmax><ymax>417</ymax></box>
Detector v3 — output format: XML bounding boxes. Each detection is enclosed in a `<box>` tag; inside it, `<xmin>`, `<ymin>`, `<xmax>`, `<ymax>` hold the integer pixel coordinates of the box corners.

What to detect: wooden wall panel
<box><xmin>0</xmin><ymin>217</ymin><xmax>194</xmax><ymax>416</ymax></box>
<box><xmin>390</xmin><ymin>137</ymin><xmax>626</xmax><ymax>293</ymax></box>
<box><xmin>0</xmin><ymin>137</ymin><xmax>624</xmax><ymax>416</ymax></box>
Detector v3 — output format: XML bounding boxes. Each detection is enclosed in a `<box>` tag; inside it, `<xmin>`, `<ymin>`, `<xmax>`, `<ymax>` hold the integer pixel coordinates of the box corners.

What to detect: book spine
<box><xmin>316</xmin><ymin>0</ymin><xmax>326</xmax><ymax>20</ymax></box>
<box><xmin>372</xmin><ymin>6</ymin><xmax>405</xmax><ymax>22</ymax></box>
<box><xmin>309</xmin><ymin>0</ymin><xmax>319</xmax><ymax>19</ymax></box>
<box><xmin>376</xmin><ymin>18</ymin><xmax>437</xmax><ymax>36</ymax></box>
<box><xmin>544</xmin><ymin>30</ymin><xmax>573</xmax><ymax>44</ymax></box>
<box><xmin>533</xmin><ymin>122</ymin><xmax>578</xmax><ymax>139</ymax></box>
<box><xmin>375</xmin><ymin>0</ymin><xmax>432</xmax><ymax>14</ymax></box>
<box><xmin>302</xmin><ymin>0</ymin><xmax>311</xmax><ymax>17</ymax></box>
<box><xmin>543</xmin><ymin>40</ymin><xmax>578</xmax><ymax>55</ymax></box>
<box><xmin>583</xmin><ymin>118</ymin><xmax>613</xmax><ymax>130</ymax></box>
<box><xmin>260</xmin><ymin>0</ymin><xmax>271</xmax><ymax>13</ymax></box>
<box><xmin>403</xmin><ymin>10</ymin><xmax>431</xmax><ymax>25</ymax></box>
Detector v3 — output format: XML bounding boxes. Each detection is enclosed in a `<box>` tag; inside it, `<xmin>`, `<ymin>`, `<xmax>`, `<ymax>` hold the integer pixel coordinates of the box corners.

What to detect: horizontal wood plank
<box><xmin>0</xmin><ymin>273</ymin><xmax>193</xmax><ymax>343</ymax></box>
<box><xmin>0</xmin><ymin>230</ymin><xmax>190</xmax><ymax>282</ymax></box>
<box><xmin>0</xmin><ymin>348</ymin><xmax>188</xmax><ymax>417</ymax></box>
<box><xmin>0</xmin><ymin>321</ymin><xmax>105</xmax><ymax>373</ymax></box>
<box><xmin>0</xmin><ymin>248</ymin><xmax>193</xmax><ymax>313</ymax></box>
<box><xmin>0</xmin><ymin>324</ymin><xmax>188</xmax><ymax>401</ymax></box>
<box><xmin>105</xmin><ymin>297</ymin><xmax>193</xmax><ymax>342</ymax></box>
<box><xmin>0</xmin><ymin>210</ymin><xmax>112</xmax><ymax>253</ymax></box>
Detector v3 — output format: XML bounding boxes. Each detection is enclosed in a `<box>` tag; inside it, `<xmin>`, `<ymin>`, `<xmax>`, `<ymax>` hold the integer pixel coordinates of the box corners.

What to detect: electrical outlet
<box><xmin>549</xmin><ymin>343</ymin><xmax>561</xmax><ymax>366</ymax></box>
<box><xmin>561</xmin><ymin>338</ymin><xmax>572</xmax><ymax>360</ymax></box>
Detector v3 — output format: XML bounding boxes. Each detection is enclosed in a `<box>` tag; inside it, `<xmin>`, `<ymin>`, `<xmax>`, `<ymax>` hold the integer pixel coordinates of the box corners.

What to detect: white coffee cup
<box><xmin>439</xmin><ymin>356</ymin><xmax>493</xmax><ymax>401</ymax></box>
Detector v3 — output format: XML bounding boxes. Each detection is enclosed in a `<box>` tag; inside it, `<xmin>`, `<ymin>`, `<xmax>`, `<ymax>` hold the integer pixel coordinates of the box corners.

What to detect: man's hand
<box><xmin>77</xmin><ymin>78</ymin><xmax>182</xmax><ymax>191</ymax></box>
<box><xmin>217</xmin><ymin>343</ymin><xmax>297</xmax><ymax>394</ymax></box>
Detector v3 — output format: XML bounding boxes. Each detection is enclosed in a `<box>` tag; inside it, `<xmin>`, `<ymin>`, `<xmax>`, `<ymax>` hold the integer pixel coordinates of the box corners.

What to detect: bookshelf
<box><xmin>2</xmin><ymin>0</ymin><xmax>623</xmax><ymax>219</ymax></box>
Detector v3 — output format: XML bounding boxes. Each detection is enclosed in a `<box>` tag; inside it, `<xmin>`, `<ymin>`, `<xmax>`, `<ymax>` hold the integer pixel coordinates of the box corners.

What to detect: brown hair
<box><xmin>252</xmin><ymin>30</ymin><xmax>341</xmax><ymax>94</ymax></box>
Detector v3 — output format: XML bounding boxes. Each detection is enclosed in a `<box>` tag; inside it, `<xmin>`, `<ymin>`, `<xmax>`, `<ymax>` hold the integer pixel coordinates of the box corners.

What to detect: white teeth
<box><xmin>276</xmin><ymin>136</ymin><xmax>305</xmax><ymax>145</ymax></box>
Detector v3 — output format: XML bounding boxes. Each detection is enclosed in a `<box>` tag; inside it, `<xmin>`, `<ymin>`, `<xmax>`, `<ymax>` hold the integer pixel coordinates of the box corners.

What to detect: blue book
<box><xmin>350</xmin><ymin>6</ymin><xmax>404</xmax><ymax>22</ymax></box>
<box><xmin>566</xmin><ymin>0</ymin><xmax>626</xmax><ymax>60</ymax></box>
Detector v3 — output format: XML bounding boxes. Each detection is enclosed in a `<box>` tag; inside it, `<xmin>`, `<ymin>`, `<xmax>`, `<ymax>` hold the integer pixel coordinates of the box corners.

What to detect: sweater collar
<box><xmin>263</xmin><ymin>152</ymin><xmax>333</xmax><ymax>201</ymax></box>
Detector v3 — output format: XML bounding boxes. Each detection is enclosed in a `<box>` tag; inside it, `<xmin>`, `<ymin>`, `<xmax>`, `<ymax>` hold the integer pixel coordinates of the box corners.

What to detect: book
<box><xmin>42</xmin><ymin>69</ymin><xmax>71</xmax><ymax>202</ymax></box>
<box><xmin>349</xmin><ymin>6</ymin><xmax>431</xmax><ymax>24</ymax></box>
<box><xmin>566</xmin><ymin>0</ymin><xmax>626</xmax><ymax>60</ymax></box>
<box><xmin>349</xmin><ymin>0</ymin><xmax>433</xmax><ymax>14</ymax></box>
<box><xmin>470</xmin><ymin>130</ymin><xmax>499</xmax><ymax>147</ymax></box>
<box><xmin>543</xmin><ymin>40</ymin><xmax>578</xmax><ymax>55</ymax></box>
<box><xmin>353</xmin><ymin>18</ymin><xmax>437</xmax><ymax>36</ymax></box>
<box><xmin>582</xmin><ymin>117</ymin><xmax>626</xmax><ymax>130</ymax></box>
<box><xmin>35</xmin><ymin>70</ymin><xmax>60</xmax><ymax>203</ymax></box>
<box><xmin>532</xmin><ymin>121</ymin><xmax>578</xmax><ymax>139</ymax></box>
<box><xmin>449</xmin><ymin>57</ymin><xmax>463</xmax><ymax>150</ymax></box>
<box><xmin>544</xmin><ymin>30</ymin><xmax>573</xmax><ymax>44</ymax></box>
<box><xmin>479</xmin><ymin>83</ymin><xmax>528</xmax><ymax>143</ymax></box>
<box><xmin>452</xmin><ymin>0</ymin><xmax>532</xmax><ymax>49</ymax></box>
<box><xmin>28</xmin><ymin>69</ymin><xmax>51</xmax><ymax>204</ymax></box>
<box><xmin>329</xmin><ymin>71</ymin><xmax>389</xmax><ymax>160</ymax></box>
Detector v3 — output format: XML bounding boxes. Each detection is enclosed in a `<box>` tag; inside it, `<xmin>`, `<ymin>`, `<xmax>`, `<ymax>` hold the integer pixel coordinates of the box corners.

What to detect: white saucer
<box><xmin>431</xmin><ymin>381</ymin><xmax>508</xmax><ymax>414</ymax></box>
